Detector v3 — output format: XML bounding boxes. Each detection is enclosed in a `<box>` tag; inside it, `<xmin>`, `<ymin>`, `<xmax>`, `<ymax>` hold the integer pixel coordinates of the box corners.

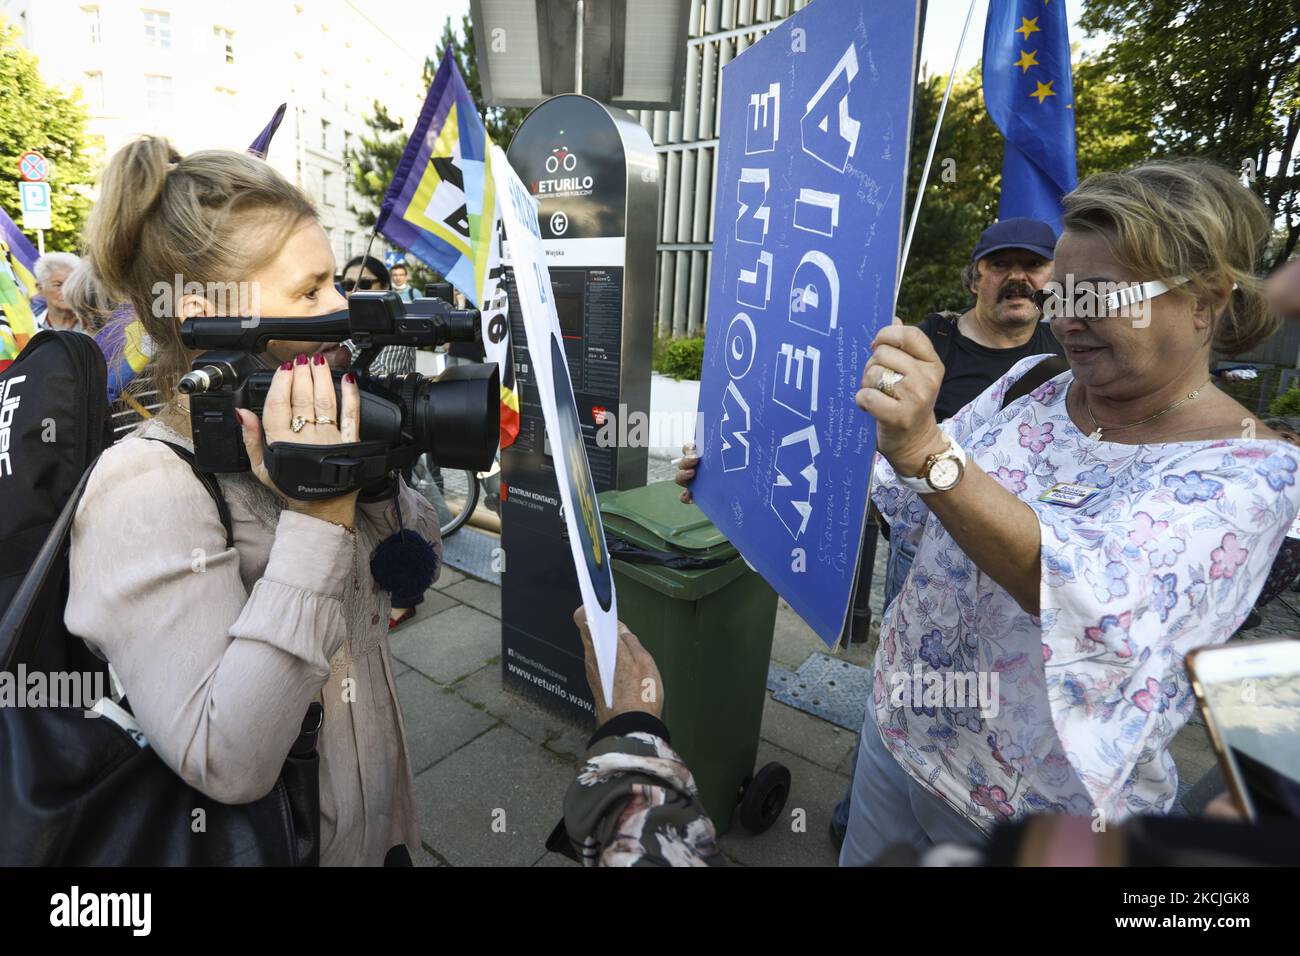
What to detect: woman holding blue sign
<box><xmin>845</xmin><ymin>160</ymin><xmax>1300</xmax><ymax>862</ymax></box>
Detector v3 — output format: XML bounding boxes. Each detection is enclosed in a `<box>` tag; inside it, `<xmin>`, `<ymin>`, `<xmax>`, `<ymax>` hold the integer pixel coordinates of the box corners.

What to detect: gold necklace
<box><xmin>1084</xmin><ymin>381</ymin><xmax>1212</xmax><ymax>441</ymax></box>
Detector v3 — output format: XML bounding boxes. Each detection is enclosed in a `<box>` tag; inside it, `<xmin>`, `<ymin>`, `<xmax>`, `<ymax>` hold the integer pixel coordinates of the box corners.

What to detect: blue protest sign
<box><xmin>691</xmin><ymin>0</ymin><xmax>920</xmax><ymax>646</ymax></box>
<box><xmin>383</xmin><ymin>251</ymin><xmax>406</xmax><ymax>269</ymax></box>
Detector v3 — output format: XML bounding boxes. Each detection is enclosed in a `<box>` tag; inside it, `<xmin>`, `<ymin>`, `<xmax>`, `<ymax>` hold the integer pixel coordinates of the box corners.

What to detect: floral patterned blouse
<box><xmin>871</xmin><ymin>356</ymin><xmax>1300</xmax><ymax>830</ymax></box>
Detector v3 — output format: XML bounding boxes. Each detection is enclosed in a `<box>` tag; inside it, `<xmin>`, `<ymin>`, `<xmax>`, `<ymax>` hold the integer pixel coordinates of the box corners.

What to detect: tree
<box><xmin>895</xmin><ymin>52</ymin><xmax>1162</xmax><ymax>323</ymax></box>
<box><xmin>0</xmin><ymin>16</ymin><xmax>99</xmax><ymax>252</ymax></box>
<box><xmin>439</xmin><ymin>13</ymin><xmax>528</xmax><ymax>149</ymax></box>
<box><xmin>1079</xmin><ymin>0</ymin><xmax>1300</xmax><ymax>267</ymax></box>
<box><xmin>346</xmin><ymin>15</ymin><xmax>528</xmax><ymax>284</ymax></box>
<box><xmin>346</xmin><ymin>101</ymin><xmax>405</xmax><ymax>232</ymax></box>
<box><xmin>896</xmin><ymin>68</ymin><xmax>1008</xmax><ymax>323</ymax></box>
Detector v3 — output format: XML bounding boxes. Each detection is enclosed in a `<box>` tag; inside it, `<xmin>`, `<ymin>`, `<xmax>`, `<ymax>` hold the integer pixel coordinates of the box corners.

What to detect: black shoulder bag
<box><xmin>0</xmin><ymin>400</ymin><xmax>323</xmax><ymax>863</ymax></box>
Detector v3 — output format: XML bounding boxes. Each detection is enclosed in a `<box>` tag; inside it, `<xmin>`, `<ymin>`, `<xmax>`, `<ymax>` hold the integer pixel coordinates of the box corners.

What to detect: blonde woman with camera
<box><xmin>66</xmin><ymin>137</ymin><xmax>438</xmax><ymax>865</ymax></box>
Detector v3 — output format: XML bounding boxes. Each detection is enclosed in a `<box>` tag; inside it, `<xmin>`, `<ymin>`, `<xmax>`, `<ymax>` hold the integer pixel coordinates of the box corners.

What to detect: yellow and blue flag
<box><xmin>376</xmin><ymin>48</ymin><xmax>519</xmax><ymax>447</ymax></box>
<box><xmin>0</xmin><ymin>208</ymin><xmax>38</xmax><ymax>371</ymax></box>
<box><xmin>983</xmin><ymin>0</ymin><xmax>1078</xmax><ymax>233</ymax></box>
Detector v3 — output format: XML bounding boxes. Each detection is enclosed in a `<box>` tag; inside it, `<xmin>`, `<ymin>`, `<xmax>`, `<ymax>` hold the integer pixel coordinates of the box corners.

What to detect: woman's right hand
<box><xmin>236</xmin><ymin>352</ymin><xmax>361</xmax><ymax>529</ymax></box>
<box><xmin>674</xmin><ymin>441</ymin><xmax>700</xmax><ymax>504</ymax></box>
<box><xmin>573</xmin><ymin>607</ymin><xmax>664</xmax><ymax>726</ymax></box>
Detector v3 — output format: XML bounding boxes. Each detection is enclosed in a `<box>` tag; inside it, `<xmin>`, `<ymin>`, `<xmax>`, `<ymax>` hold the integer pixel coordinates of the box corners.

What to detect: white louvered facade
<box><xmin>633</xmin><ymin>0</ymin><xmax>812</xmax><ymax>338</ymax></box>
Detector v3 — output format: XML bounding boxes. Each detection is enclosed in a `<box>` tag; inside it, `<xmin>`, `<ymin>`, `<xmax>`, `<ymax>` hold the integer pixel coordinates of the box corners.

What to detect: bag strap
<box><xmin>141</xmin><ymin>438</ymin><xmax>234</xmax><ymax>549</ymax></box>
<box><xmin>921</xmin><ymin>312</ymin><xmax>960</xmax><ymax>368</ymax></box>
<box><xmin>999</xmin><ymin>355</ymin><xmax>1071</xmax><ymax>410</ymax></box>
<box><xmin>0</xmin><ymin>464</ymin><xmax>97</xmax><ymax>670</ymax></box>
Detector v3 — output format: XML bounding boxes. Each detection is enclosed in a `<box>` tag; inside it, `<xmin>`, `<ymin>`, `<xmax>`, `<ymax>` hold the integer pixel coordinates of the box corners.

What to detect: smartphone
<box><xmin>1187</xmin><ymin>639</ymin><xmax>1300</xmax><ymax>821</ymax></box>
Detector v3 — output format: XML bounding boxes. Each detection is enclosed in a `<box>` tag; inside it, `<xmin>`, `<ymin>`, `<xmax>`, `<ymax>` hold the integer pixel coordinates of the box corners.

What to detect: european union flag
<box><xmin>983</xmin><ymin>0</ymin><xmax>1078</xmax><ymax>233</ymax></box>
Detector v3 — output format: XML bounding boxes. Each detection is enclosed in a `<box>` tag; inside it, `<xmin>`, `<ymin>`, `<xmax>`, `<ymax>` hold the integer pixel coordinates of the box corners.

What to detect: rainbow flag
<box><xmin>0</xmin><ymin>209</ymin><xmax>38</xmax><ymax>372</ymax></box>
<box><xmin>376</xmin><ymin>49</ymin><xmax>519</xmax><ymax>448</ymax></box>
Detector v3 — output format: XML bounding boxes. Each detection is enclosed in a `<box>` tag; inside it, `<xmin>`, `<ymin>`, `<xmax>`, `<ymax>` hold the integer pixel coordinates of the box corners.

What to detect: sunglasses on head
<box><xmin>341</xmin><ymin>277</ymin><xmax>379</xmax><ymax>292</ymax></box>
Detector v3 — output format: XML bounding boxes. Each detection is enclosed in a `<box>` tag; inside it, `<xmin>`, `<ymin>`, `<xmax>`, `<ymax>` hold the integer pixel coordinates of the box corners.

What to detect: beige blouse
<box><xmin>65</xmin><ymin>417</ymin><xmax>440</xmax><ymax>866</ymax></box>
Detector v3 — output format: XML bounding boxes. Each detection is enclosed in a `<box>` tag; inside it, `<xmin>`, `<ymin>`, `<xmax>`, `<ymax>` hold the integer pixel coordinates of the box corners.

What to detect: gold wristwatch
<box><xmin>896</xmin><ymin>436</ymin><xmax>967</xmax><ymax>494</ymax></box>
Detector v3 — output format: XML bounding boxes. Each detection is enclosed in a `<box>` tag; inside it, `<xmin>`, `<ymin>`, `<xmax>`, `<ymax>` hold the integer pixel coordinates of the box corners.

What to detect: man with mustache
<box><xmin>829</xmin><ymin>217</ymin><xmax>1064</xmax><ymax>852</ymax></box>
<box><xmin>920</xmin><ymin>217</ymin><xmax>1064</xmax><ymax>420</ymax></box>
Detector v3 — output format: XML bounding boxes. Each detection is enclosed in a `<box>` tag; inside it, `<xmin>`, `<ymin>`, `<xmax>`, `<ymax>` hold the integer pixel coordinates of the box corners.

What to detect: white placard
<box><xmin>491</xmin><ymin>144</ymin><xmax>620</xmax><ymax>709</ymax></box>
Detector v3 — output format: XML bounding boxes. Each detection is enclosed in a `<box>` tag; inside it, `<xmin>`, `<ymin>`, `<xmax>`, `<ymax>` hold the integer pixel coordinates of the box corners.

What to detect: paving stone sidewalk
<box><xmin>393</xmin><ymin>509</ymin><xmax>1295</xmax><ymax>867</ymax></box>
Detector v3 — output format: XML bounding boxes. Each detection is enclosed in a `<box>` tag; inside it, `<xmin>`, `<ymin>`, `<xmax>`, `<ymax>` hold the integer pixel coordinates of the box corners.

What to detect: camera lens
<box><xmin>372</xmin><ymin>364</ymin><xmax>500</xmax><ymax>472</ymax></box>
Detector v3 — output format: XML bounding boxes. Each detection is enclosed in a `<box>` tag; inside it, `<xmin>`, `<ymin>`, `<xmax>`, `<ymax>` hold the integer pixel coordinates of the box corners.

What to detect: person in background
<box><xmin>341</xmin><ymin>254</ymin><xmax>416</xmax><ymax>378</ymax></box>
<box><xmin>339</xmin><ymin>254</ymin><xmax>419</xmax><ymax>630</ymax></box>
<box><xmin>60</xmin><ymin>261</ymin><xmax>116</xmax><ymax>335</ymax></box>
<box><xmin>1266</xmin><ymin>255</ymin><xmax>1300</xmax><ymax>322</ymax></box>
<box><xmin>34</xmin><ymin>252</ymin><xmax>85</xmax><ymax>332</ymax></box>
<box><xmin>390</xmin><ymin>262</ymin><xmax>418</xmax><ymax>302</ymax></box>
<box><xmin>550</xmin><ymin>608</ymin><xmax>723</xmax><ymax>866</ymax></box>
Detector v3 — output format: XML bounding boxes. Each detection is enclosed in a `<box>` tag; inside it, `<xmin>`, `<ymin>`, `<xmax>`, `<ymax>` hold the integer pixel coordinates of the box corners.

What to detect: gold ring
<box><xmin>314</xmin><ymin>416</ymin><xmax>338</xmax><ymax>427</ymax></box>
<box><xmin>877</xmin><ymin>368</ymin><xmax>904</xmax><ymax>399</ymax></box>
<box><xmin>290</xmin><ymin>416</ymin><xmax>308</xmax><ymax>433</ymax></box>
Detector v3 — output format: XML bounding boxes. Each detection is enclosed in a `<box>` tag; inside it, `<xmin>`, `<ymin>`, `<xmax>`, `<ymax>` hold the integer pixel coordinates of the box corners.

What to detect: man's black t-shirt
<box><xmin>919</xmin><ymin>312</ymin><xmax>1065</xmax><ymax>421</ymax></box>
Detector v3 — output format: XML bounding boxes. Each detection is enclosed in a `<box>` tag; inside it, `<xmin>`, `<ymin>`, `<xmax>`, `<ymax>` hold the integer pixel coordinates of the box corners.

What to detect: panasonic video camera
<box><xmin>178</xmin><ymin>291</ymin><xmax>499</xmax><ymax>500</ymax></box>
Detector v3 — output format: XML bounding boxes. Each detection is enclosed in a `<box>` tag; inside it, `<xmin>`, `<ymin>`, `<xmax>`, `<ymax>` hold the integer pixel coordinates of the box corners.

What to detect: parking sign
<box><xmin>19</xmin><ymin>181</ymin><xmax>52</xmax><ymax>230</ymax></box>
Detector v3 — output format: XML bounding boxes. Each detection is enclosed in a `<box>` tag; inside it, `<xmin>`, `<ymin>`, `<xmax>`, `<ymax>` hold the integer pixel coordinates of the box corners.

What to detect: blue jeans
<box><xmin>837</xmin><ymin>703</ymin><xmax>988</xmax><ymax>865</ymax></box>
<box><xmin>831</xmin><ymin>532</ymin><xmax>917</xmax><ymax>835</ymax></box>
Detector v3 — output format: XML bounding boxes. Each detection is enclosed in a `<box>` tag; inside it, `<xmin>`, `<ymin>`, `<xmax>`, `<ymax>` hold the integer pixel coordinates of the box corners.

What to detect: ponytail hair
<box><xmin>84</xmin><ymin>136</ymin><xmax>316</xmax><ymax>407</ymax></box>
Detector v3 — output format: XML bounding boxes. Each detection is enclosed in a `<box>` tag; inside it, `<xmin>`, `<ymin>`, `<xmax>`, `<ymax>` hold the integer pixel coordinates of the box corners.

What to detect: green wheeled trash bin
<box><xmin>597</xmin><ymin>480</ymin><xmax>789</xmax><ymax>836</ymax></box>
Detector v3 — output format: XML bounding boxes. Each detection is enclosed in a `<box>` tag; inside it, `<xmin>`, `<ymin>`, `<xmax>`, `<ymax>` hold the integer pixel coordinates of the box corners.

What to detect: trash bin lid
<box><xmin>598</xmin><ymin>480</ymin><xmax>736</xmax><ymax>559</ymax></box>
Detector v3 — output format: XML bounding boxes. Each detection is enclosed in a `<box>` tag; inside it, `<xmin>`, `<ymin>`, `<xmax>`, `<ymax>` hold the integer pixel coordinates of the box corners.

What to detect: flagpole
<box><xmin>894</xmin><ymin>0</ymin><xmax>979</xmax><ymax>309</ymax></box>
<box><xmin>359</xmin><ymin>226</ymin><xmax>380</xmax><ymax>273</ymax></box>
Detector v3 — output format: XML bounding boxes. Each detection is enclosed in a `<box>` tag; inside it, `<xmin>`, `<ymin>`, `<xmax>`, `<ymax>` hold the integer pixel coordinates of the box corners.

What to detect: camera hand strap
<box><xmin>261</xmin><ymin>435</ymin><xmax>393</xmax><ymax>501</ymax></box>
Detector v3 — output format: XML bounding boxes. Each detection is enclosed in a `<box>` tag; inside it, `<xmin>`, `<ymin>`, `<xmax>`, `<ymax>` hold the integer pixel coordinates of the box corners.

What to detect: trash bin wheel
<box><xmin>738</xmin><ymin>761</ymin><xmax>790</xmax><ymax>834</ymax></box>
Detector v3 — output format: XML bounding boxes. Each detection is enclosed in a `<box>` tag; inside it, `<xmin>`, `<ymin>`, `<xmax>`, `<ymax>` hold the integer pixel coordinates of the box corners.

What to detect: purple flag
<box><xmin>248</xmin><ymin>103</ymin><xmax>287</xmax><ymax>159</ymax></box>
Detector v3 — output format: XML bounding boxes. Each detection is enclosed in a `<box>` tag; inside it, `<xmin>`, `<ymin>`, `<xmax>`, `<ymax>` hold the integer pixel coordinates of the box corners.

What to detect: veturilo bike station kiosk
<box><xmin>498</xmin><ymin>96</ymin><xmax>658</xmax><ymax>717</ymax></box>
<box><xmin>472</xmin><ymin>1</ymin><xmax>684</xmax><ymax>717</ymax></box>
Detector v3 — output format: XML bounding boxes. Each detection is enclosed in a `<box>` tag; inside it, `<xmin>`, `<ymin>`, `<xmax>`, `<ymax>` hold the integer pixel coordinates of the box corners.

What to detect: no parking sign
<box><xmin>18</xmin><ymin>151</ymin><xmax>49</xmax><ymax>183</ymax></box>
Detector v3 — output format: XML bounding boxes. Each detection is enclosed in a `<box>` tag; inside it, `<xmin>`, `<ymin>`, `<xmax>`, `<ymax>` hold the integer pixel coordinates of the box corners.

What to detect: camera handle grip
<box><xmin>261</xmin><ymin>434</ymin><xmax>394</xmax><ymax>501</ymax></box>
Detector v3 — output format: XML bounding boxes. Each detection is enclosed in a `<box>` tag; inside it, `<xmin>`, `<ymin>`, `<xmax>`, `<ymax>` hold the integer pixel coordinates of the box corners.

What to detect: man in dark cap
<box><xmin>918</xmin><ymin>216</ymin><xmax>1064</xmax><ymax>420</ymax></box>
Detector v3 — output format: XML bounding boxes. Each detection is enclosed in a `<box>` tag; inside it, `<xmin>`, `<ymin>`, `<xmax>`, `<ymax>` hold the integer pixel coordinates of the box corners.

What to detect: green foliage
<box><xmin>895</xmin><ymin>54</ymin><xmax>1162</xmax><ymax>325</ymax></box>
<box><xmin>346</xmin><ymin>14</ymin><xmax>527</xmax><ymax>288</ymax></box>
<box><xmin>655</xmin><ymin>336</ymin><xmax>705</xmax><ymax>381</ymax></box>
<box><xmin>346</xmin><ymin>100</ymin><xmax>405</xmax><ymax>231</ymax></box>
<box><xmin>438</xmin><ymin>14</ymin><xmax>528</xmax><ymax>148</ymax></box>
<box><xmin>1269</xmin><ymin>385</ymin><xmax>1300</xmax><ymax>418</ymax></box>
<box><xmin>0</xmin><ymin>16</ymin><xmax>98</xmax><ymax>252</ymax></box>
<box><xmin>1078</xmin><ymin>0</ymin><xmax>1300</xmax><ymax>268</ymax></box>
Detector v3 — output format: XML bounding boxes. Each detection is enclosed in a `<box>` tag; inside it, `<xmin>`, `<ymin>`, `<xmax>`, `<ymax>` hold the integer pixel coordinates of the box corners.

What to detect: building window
<box><xmin>84</xmin><ymin>71</ymin><xmax>105</xmax><ymax>110</ymax></box>
<box><xmin>144</xmin><ymin>74</ymin><xmax>173</xmax><ymax>112</ymax></box>
<box><xmin>143</xmin><ymin>10</ymin><xmax>172</xmax><ymax>49</ymax></box>
<box><xmin>343</xmin><ymin>130</ymin><xmax>352</xmax><ymax>158</ymax></box>
<box><xmin>343</xmin><ymin>231</ymin><xmax>354</xmax><ymax>257</ymax></box>
<box><xmin>320</xmin><ymin>118</ymin><xmax>330</xmax><ymax>151</ymax></box>
<box><xmin>83</xmin><ymin>6</ymin><xmax>101</xmax><ymax>45</ymax></box>
<box><xmin>213</xmin><ymin>26</ymin><xmax>235</xmax><ymax>64</ymax></box>
<box><xmin>321</xmin><ymin>170</ymin><xmax>333</xmax><ymax>206</ymax></box>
